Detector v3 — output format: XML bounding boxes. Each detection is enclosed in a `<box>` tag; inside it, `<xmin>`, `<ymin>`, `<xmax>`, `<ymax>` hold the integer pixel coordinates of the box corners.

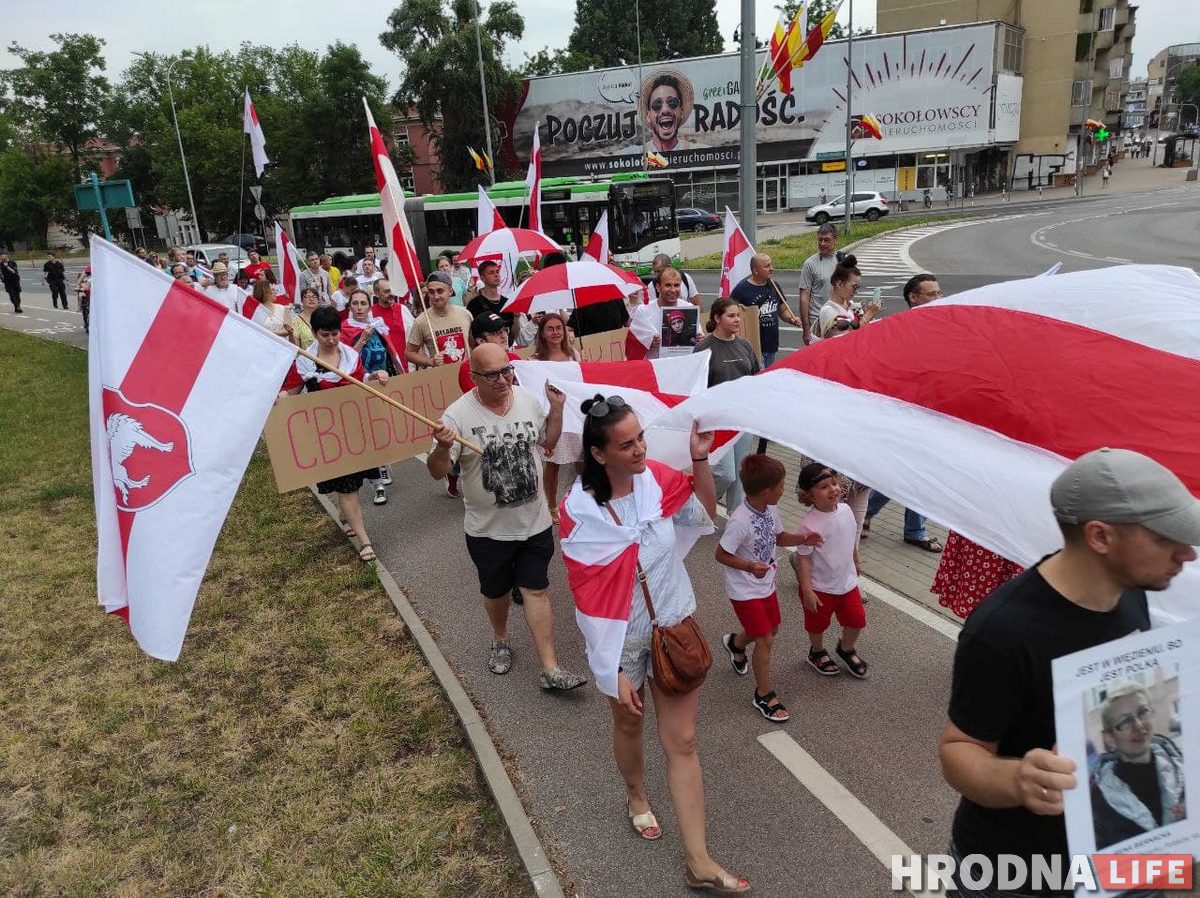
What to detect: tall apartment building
<box><xmin>1124</xmin><ymin>77</ymin><xmax>1147</xmax><ymax>133</ymax></box>
<box><xmin>877</xmin><ymin>0</ymin><xmax>1137</xmax><ymax>186</ymax></box>
<box><xmin>1147</xmin><ymin>44</ymin><xmax>1200</xmax><ymax>131</ymax></box>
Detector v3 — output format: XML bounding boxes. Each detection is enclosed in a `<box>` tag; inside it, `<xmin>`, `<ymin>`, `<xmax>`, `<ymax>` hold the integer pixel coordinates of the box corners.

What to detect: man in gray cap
<box><xmin>937</xmin><ymin>447</ymin><xmax>1200</xmax><ymax>896</ymax></box>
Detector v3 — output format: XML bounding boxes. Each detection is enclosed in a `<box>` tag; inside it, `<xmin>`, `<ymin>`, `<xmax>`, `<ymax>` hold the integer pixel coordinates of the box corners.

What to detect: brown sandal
<box><xmin>358</xmin><ymin>544</ymin><xmax>377</xmax><ymax>563</ymax></box>
<box><xmin>628</xmin><ymin>808</ymin><xmax>662</xmax><ymax>841</ymax></box>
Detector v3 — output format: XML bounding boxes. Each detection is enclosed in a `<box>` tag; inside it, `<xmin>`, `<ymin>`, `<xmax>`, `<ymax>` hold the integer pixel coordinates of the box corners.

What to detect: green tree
<box><xmin>521</xmin><ymin>46</ymin><xmax>602</xmax><ymax>76</ymax></box>
<box><xmin>0</xmin><ymin>147</ymin><xmax>74</xmax><ymax>248</ymax></box>
<box><xmin>568</xmin><ymin>0</ymin><xmax>723</xmax><ymax>67</ymax></box>
<box><xmin>1176</xmin><ymin>65</ymin><xmax>1200</xmax><ymax>126</ymax></box>
<box><xmin>2</xmin><ymin>34</ymin><xmax>110</xmax><ymax>177</ymax></box>
<box><xmin>382</xmin><ymin>0</ymin><xmax>525</xmax><ymax>191</ymax></box>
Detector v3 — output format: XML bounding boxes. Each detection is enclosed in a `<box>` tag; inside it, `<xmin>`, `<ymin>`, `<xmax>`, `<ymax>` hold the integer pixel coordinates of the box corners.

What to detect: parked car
<box><xmin>676</xmin><ymin>207</ymin><xmax>721</xmax><ymax>232</ymax></box>
<box><xmin>805</xmin><ymin>191</ymin><xmax>890</xmax><ymax>226</ymax></box>
<box><xmin>222</xmin><ymin>232</ymin><xmax>270</xmax><ymax>256</ymax></box>
<box><xmin>186</xmin><ymin>243</ymin><xmax>251</xmax><ymax>272</ymax></box>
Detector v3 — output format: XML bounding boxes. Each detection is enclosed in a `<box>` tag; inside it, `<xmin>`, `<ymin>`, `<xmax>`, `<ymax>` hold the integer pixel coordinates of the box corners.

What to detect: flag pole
<box><xmin>292</xmin><ymin>346</ymin><xmax>483</xmax><ymax>455</ymax></box>
<box><xmin>237</xmin><ymin>94</ymin><xmax>248</xmax><ymax>271</ymax></box>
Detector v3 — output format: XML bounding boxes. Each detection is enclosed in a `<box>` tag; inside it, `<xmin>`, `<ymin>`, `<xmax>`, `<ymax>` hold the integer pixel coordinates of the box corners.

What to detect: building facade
<box><xmin>1146</xmin><ymin>44</ymin><xmax>1200</xmax><ymax>131</ymax></box>
<box><xmin>505</xmin><ymin>22</ymin><xmax>1023</xmax><ymax>212</ymax></box>
<box><xmin>1124</xmin><ymin>77</ymin><xmax>1147</xmax><ymax>134</ymax></box>
<box><xmin>391</xmin><ymin>107</ymin><xmax>443</xmax><ymax>197</ymax></box>
<box><xmin>877</xmin><ymin>0</ymin><xmax>1137</xmax><ymax>187</ymax></box>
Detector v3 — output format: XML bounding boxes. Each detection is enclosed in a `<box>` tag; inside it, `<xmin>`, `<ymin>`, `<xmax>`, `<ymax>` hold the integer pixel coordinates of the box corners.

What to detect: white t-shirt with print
<box><xmin>438</xmin><ymin>387</ymin><xmax>551</xmax><ymax>540</ymax></box>
<box><xmin>793</xmin><ymin>503</ymin><xmax>858</xmax><ymax>594</ymax></box>
<box><xmin>719</xmin><ymin>501</ymin><xmax>783</xmax><ymax>600</ymax></box>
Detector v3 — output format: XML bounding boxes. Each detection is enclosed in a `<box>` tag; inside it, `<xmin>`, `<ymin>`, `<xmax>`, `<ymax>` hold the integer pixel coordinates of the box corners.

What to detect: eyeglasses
<box><xmin>586</xmin><ymin>395</ymin><xmax>629</xmax><ymax>418</ymax></box>
<box><xmin>1110</xmin><ymin>705</ymin><xmax>1154</xmax><ymax>734</ymax></box>
<box><xmin>919</xmin><ymin>289</ymin><xmax>944</xmax><ymax>299</ymax></box>
<box><xmin>650</xmin><ymin>96</ymin><xmax>681</xmax><ymax>112</ymax></box>
<box><xmin>471</xmin><ymin>365</ymin><xmax>515</xmax><ymax>382</ymax></box>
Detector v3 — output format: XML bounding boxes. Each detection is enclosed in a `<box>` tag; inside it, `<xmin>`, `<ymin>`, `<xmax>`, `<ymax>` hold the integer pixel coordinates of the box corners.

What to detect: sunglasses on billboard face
<box><xmin>650</xmin><ymin>96</ymin><xmax>681</xmax><ymax>112</ymax></box>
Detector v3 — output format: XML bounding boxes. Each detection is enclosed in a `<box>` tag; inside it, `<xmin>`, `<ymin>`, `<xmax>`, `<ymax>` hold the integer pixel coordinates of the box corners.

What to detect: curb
<box><xmin>311</xmin><ymin>489</ymin><xmax>565</xmax><ymax>898</ymax></box>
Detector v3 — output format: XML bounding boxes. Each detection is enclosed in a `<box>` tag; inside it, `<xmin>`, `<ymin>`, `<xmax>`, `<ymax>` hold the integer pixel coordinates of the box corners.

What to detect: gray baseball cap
<box><xmin>426</xmin><ymin>271</ymin><xmax>452</xmax><ymax>287</ymax></box>
<box><xmin>1051</xmin><ymin>448</ymin><xmax>1200</xmax><ymax>545</ymax></box>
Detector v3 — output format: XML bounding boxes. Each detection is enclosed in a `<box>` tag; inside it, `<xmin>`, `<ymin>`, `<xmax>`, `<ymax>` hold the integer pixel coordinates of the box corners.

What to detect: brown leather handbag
<box><xmin>608</xmin><ymin>502</ymin><xmax>712</xmax><ymax>695</ymax></box>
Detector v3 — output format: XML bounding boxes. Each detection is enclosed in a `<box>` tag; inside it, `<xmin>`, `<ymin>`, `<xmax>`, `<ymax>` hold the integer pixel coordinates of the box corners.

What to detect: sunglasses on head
<box><xmin>586</xmin><ymin>395</ymin><xmax>629</xmax><ymax>418</ymax></box>
<box><xmin>650</xmin><ymin>96</ymin><xmax>681</xmax><ymax>112</ymax></box>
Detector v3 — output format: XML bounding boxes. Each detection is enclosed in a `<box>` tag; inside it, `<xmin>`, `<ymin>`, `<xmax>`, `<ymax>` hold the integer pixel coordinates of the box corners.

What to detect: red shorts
<box><xmin>731</xmin><ymin>592</ymin><xmax>781</xmax><ymax>639</ymax></box>
<box><xmin>802</xmin><ymin>585</ymin><xmax>866</xmax><ymax>634</ymax></box>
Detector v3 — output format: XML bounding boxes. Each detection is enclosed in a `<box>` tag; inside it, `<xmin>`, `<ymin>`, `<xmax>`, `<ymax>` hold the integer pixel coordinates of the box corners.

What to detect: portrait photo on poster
<box><xmin>1052</xmin><ymin>616</ymin><xmax>1200</xmax><ymax>892</ymax></box>
<box><xmin>660</xmin><ymin>306</ymin><xmax>699</xmax><ymax>356</ymax></box>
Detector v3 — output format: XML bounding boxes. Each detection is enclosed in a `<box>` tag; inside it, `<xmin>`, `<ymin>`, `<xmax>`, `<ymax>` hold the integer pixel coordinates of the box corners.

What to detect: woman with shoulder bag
<box><xmin>559</xmin><ymin>394</ymin><xmax>750</xmax><ymax>895</ymax></box>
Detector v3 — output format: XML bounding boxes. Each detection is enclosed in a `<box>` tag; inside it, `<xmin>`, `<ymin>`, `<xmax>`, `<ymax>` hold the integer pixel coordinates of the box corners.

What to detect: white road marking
<box><xmin>1026</xmin><ymin>196</ymin><xmax>1187</xmax><ymax>264</ymax></box>
<box><xmin>858</xmin><ymin>573</ymin><xmax>961</xmax><ymax>640</ymax></box>
<box><xmin>759</xmin><ymin>731</ymin><xmax>947</xmax><ymax>898</ymax></box>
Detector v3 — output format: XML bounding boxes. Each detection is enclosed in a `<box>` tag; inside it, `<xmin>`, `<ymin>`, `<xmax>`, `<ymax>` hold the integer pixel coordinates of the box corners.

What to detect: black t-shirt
<box><xmin>43</xmin><ymin>260</ymin><xmax>65</xmax><ymax>284</ymax></box>
<box><xmin>948</xmin><ymin>559</ymin><xmax>1150</xmax><ymax>879</ymax></box>
<box><xmin>568</xmin><ymin>298</ymin><xmax>629</xmax><ymax>337</ymax></box>
<box><xmin>467</xmin><ymin>293</ymin><xmax>514</xmax><ymax>329</ymax></box>
<box><xmin>729</xmin><ymin>277</ymin><xmax>783</xmax><ymax>355</ymax></box>
<box><xmin>1114</xmin><ymin>759</ymin><xmax>1164</xmax><ymax>826</ymax></box>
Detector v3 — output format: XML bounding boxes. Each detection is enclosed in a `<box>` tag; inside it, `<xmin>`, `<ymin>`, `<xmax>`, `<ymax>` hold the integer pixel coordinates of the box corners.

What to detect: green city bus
<box><xmin>288</xmin><ymin>172</ymin><xmax>680</xmax><ymax>275</ymax></box>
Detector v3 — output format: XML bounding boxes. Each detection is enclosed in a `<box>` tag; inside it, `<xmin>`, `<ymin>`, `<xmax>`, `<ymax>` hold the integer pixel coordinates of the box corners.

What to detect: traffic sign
<box><xmin>249</xmin><ymin>185</ymin><xmax>263</xmax><ymax>201</ymax></box>
<box><xmin>254</xmin><ymin>203</ymin><xmax>266</xmax><ymax>221</ymax></box>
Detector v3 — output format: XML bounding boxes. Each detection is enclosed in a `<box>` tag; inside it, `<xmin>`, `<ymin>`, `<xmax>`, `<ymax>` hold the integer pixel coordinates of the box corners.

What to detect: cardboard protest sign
<box><xmin>263</xmin><ymin>363</ymin><xmax>463</xmax><ymax>492</ymax></box>
<box><xmin>1052</xmin><ymin>616</ymin><xmax>1200</xmax><ymax>895</ymax></box>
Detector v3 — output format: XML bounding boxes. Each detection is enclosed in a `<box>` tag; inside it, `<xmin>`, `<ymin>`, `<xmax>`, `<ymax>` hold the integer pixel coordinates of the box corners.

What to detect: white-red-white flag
<box><xmin>560</xmin><ymin>462</ymin><xmax>711</xmax><ymax>697</ymax></box>
<box><xmin>363</xmin><ymin>97</ymin><xmax>423</xmax><ymax>296</ymax></box>
<box><xmin>662</xmin><ymin>264</ymin><xmax>1200</xmax><ymax>624</ymax></box>
<box><xmin>719</xmin><ymin>207</ymin><xmax>754</xmax><ymax>298</ymax></box>
<box><xmin>88</xmin><ymin>237</ymin><xmax>297</xmax><ymax>661</ymax></box>
<box><xmin>583</xmin><ymin>211</ymin><xmax>609</xmax><ymax>262</ymax></box>
<box><xmin>273</xmin><ymin>222</ymin><xmax>302</xmax><ymax>307</ymax></box>
<box><xmin>525</xmin><ymin>122</ymin><xmax>543</xmax><ymax>233</ymax></box>
<box><xmin>243</xmin><ymin>88</ymin><xmax>269</xmax><ymax>178</ymax></box>
<box><xmin>477</xmin><ymin>185</ymin><xmax>505</xmax><ymax>237</ymax></box>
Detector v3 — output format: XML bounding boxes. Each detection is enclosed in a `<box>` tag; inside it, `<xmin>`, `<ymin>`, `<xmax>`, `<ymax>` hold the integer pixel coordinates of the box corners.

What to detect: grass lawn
<box><xmin>0</xmin><ymin>329</ymin><xmax>532</xmax><ymax>897</ymax></box>
<box><xmin>685</xmin><ymin>213</ymin><xmax>966</xmax><ymax>268</ymax></box>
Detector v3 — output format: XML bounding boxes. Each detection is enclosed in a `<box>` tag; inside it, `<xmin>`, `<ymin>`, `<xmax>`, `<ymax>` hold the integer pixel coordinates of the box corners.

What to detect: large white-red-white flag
<box><xmin>243</xmin><ymin>88</ymin><xmax>269</xmax><ymax>178</ymax></box>
<box><xmin>560</xmin><ymin>462</ymin><xmax>712</xmax><ymax>697</ymax></box>
<box><xmin>272</xmin><ymin>222</ymin><xmax>302</xmax><ymax>308</ymax></box>
<box><xmin>525</xmin><ymin>122</ymin><xmax>543</xmax><ymax>233</ymax></box>
<box><xmin>513</xmin><ymin>352</ymin><xmax>734</xmax><ymax>471</ymax></box>
<box><xmin>719</xmin><ymin>207</ymin><xmax>754</xmax><ymax>297</ymax></box>
<box><xmin>88</xmin><ymin>237</ymin><xmax>297</xmax><ymax>660</ymax></box>
<box><xmin>477</xmin><ymin>185</ymin><xmax>505</xmax><ymax>236</ymax></box>
<box><xmin>663</xmin><ymin>264</ymin><xmax>1200</xmax><ymax>623</ymax></box>
<box><xmin>363</xmin><ymin>97</ymin><xmax>423</xmax><ymax>296</ymax></box>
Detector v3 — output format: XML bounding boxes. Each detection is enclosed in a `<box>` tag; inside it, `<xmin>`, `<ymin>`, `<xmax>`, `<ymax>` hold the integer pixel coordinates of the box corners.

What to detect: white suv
<box><xmin>805</xmin><ymin>191</ymin><xmax>890</xmax><ymax>225</ymax></box>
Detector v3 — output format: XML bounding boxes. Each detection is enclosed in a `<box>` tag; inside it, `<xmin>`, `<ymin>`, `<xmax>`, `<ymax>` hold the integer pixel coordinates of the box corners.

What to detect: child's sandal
<box><xmin>835</xmin><ymin>642</ymin><xmax>869</xmax><ymax>679</ymax></box>
<box><xmin>752</xmin><ymin>690</ymin><xmax>790</xmax><ymax>723</ymax></box>
<box><xmin>806</xmin><ymin>649</ymin><xmax>840</xmax><ymax>676</ymax></box>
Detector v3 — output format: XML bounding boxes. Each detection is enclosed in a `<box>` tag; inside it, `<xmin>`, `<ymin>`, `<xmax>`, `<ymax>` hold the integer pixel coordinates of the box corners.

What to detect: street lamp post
<box><xmin>134</xmin><ymin>53</ymin><xmax>201</xmax><ymax>241</ymax></box>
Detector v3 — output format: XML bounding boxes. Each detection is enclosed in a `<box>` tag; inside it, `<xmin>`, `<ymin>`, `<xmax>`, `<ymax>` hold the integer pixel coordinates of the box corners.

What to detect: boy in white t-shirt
<box><xmin>793</xmin><ymin>462</ymin><xmax>869</xmax><ymax>679</ymax></box>
<box><xmin>715</xmin><ymin>455</ymin><xmax>823</xmax><ymax>723</ymax></box>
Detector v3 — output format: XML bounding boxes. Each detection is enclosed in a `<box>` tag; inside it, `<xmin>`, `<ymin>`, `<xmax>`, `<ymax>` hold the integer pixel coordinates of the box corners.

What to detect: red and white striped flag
<box><xmin>477</xmin><ymin>185</ymin><xmax>505</xmax><ymax>236</ymax></box>
<box><xmin>243</xmin><ymin>88</ymin><xmax>269</xmax><ymax>177</ymax></box>
<box><xmin>719</xmin><ymin>207</ymin><xmax>754</xmax><ymax>298</ymax></box>
<box><xmin>88</xmin><ymin>237</ymin><xmax>297</xmax><ymax>660</ymax></box>
<box><xmin>272</xmin><ymin>222</ymin><xmax>302</xmax><ymax>308</ymax></box>
<box><xmin>525</xmin><ymin>122</ymin><xmax>543</xmax><ymax>233</ymax></box>
<box><xmin>662</xmin><ymin>264</ymin><xmax>1200</xmax><ymax>623</ymax></box>
<box><xmin>583</xmin><ymin>211</ymin><xmax>610</xmax><ymax>262</ymax></box>
<box><xmin>363</xmin><ymin>97</ymin><xmax>423</xmax><ymax>296</ymax></box>
<box><xmin>560</xmin><ymin>462</ymin><xmax>711</xmax><ymax>697</ymax></box>
<box><xmin>513</xmin><ymin>352</ymin><xmax>734</xmax><ymax>471</ymax></box>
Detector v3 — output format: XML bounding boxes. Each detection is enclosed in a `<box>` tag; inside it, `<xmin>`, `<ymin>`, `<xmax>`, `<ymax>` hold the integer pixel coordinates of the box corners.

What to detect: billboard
<box><xmin>510</xmin><ymin>24</ymin><xmax>1015</xmax><ymax>176</ymax></box>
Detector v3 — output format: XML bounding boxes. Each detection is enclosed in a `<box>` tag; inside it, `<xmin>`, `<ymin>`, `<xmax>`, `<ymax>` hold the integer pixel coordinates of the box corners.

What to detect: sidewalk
<box><xmin>680</xmin><ymin>152</ymin><xmax>1194</xmax><ymax>260</ymax></box>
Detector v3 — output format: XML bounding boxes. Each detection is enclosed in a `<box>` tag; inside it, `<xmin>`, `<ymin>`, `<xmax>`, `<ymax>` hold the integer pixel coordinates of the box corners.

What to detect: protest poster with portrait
<box><xmin>1052</xmin><ymin>617</ymin><xmax>1200</xmax><ymax>895</ymax></box>
<box><xmin>660</xmin><ymin>306</ymin><xmax>700</xmax><ymax>358</ymax></box>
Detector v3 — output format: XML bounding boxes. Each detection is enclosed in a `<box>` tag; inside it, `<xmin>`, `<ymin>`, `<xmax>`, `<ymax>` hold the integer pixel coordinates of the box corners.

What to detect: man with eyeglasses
<box><xmin>862</xmin><ymin>273</ymin><xmax>945</xmax><ymax>552</ymax></box>
<box><xmin>1091</xmin><ymin>682</ymin><xmax>1185</xmax><ymax>850</ymax></box>
<box><xmin>939</xmin><ymin>448</ymin><xmax>1200</xmax><ymax>897</ymax></box>
<box><xmin>427</xmin><ymin>342</ymin><xmax>588</xmax><ymax>692</ymax></box>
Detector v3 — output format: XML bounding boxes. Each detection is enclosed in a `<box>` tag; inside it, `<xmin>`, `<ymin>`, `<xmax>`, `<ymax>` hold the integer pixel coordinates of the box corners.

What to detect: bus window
<box><xmin>608</xmin><ymin>182</ymin><xmax>676</xmax><ymax>255</ymax></box>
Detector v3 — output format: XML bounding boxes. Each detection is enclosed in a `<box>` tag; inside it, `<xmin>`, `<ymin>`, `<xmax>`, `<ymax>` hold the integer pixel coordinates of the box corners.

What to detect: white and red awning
<box><xmin>661</xmin><ymin>264</ymin><xmax>1200</xmax><ymax>623</ymax></box>
<box><xmin>503</xmin><ymin>259</ymin><xmax>643</xmax><ymax>314</ymax></box>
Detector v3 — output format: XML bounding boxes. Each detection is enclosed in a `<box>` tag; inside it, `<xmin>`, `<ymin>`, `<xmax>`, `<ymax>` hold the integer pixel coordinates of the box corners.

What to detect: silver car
<box><xmin>805</xmin><ymin>191</ymin><xmax>890</xmax><ymax>225</ymax></box>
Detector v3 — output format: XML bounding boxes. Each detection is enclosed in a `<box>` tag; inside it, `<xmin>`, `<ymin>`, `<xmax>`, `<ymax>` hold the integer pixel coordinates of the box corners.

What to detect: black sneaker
<box><xmin>722</xmin><ymin>633</ymin><xmax>749</xmax><ymax>676</ymax></box>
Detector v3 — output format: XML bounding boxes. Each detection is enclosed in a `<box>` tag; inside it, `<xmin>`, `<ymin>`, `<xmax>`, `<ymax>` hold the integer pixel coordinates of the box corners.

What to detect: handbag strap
<box><xmin>604</xmin><ymin>501</ymin><xmax>658</xmax><ymax>626</ymax></box>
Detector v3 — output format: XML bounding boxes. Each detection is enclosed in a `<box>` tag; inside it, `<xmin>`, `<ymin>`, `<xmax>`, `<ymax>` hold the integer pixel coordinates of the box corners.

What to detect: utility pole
<box><xmin>843</xmin><ymin>0</ymin><xmax>854</xmax><ymax>237</ymax></box>
<box><xmin>473</xmin><ymin>0</ymin><xmax>496</xmax><ymax>185</ymax></box>
<box><xmin>738</xmin><ymin>0</ymin><xmax>757</xmax><ymax>243</ymax></box>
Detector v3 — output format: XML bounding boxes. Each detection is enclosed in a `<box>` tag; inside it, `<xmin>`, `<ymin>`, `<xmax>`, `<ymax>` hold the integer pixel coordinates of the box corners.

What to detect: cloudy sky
<box><xmin>1</xmin><ymin>0</ymin><xmax>1189</xmax><ymax>91</ymax></box>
